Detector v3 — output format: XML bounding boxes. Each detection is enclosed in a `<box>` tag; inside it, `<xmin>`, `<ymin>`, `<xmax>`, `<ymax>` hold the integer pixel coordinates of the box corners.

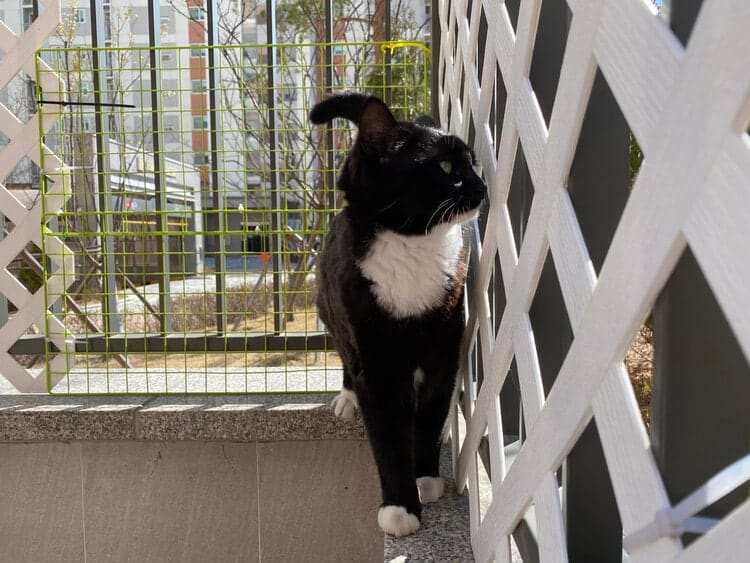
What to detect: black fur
<box><xmin>309</xmin><ymin>92</ymin><xmax>368</xmax><ymax>125</ymax></box>
<box><xmin>311</xmin><ymin>94</ymin><xmax>486</xmax><ymax>529</ymax></box>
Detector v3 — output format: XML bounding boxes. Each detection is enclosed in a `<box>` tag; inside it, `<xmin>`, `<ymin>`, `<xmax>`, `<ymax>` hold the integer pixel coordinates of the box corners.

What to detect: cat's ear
<box><xmin>357</xmin><ymin>97</ymin><xmax>398</xmax><ymax>154</ymax></box>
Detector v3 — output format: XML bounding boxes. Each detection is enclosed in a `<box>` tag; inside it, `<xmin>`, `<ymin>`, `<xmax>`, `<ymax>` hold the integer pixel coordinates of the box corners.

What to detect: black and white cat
<box><xmin>310</xmin><ymin>93</ymin><xmax>486</xmax><ymax>537</ymax></box>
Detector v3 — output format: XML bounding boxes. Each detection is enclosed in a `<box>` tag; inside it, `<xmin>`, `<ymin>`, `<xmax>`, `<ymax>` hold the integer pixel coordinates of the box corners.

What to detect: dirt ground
<box><xmin>624</xmin><ymin>325</ymin><xmax>654</xmax><ymax>429</ymax></box>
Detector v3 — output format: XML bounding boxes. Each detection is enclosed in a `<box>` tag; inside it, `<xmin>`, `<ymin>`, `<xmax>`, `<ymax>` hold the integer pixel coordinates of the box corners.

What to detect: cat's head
<box><xmin>311</xmin><ymin>95</ymin><xmax>486</xmax><ymax>235</ymax></box>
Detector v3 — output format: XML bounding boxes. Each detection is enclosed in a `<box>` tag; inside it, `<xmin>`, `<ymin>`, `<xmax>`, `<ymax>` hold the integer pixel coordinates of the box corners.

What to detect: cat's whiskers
<box><xmin>425</xmin><ymin>199</ymin><xmax>453</xmax><ymax>234</ymax></box>
<box><xmin>378</xmin><ymin>198</ymin><xmax>400</xmax><ymax>212</ymax></box>
<box><xmin>438</xmin><ymin>200</ymin><xmax>458</xmax><ymax>227</ymax></box>
<box><xmin>398</xmin><ymin>216</ymin><xmax>414</xmax><ymax>230</ymax></box>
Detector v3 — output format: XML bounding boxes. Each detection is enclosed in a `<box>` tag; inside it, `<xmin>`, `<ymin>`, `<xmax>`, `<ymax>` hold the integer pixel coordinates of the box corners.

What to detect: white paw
<box><xmin>378</xmin><ymin>505</ymin><xmax>420</xmax><ymax>537</ymax></box>
<box><xmin>331</xmin><ymin>389</ymin><xmax>358</xmax><ymax>419</ymax></box>
<box><xmin>416</xmin><ymin>476</ymin><xmax>445</xmax><ymax>503</ymax></box>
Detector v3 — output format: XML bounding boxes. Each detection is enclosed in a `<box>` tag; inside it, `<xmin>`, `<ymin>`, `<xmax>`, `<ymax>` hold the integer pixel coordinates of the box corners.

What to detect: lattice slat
<box><xmin>593</xmin><ymin>0</ymin><xmax>681</xmax><ymax>152</ymax></box>
<box><xmin>441</xmin><ymin>0</ymin><xmax>750</xmax><ymax>560</ymax></box>
<box><xmin>685</xmin><ymin>138</ymin><xmax>750</xmax><ymax>359</ymax></box>
<box><xmin>0</xmin><ymin>0</ymin><xmax>71</xmax><ymax>392</ymax></box>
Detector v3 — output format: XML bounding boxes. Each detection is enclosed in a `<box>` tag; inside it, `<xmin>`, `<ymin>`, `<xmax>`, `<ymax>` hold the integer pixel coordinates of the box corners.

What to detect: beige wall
<box><xmin>0</xmin><ymin>440</ymin><xmax>381</xmax><ymax>563</ymax></box>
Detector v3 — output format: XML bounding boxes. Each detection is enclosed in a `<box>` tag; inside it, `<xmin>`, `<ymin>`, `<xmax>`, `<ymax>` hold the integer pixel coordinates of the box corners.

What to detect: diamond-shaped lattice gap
<box><xmin>10</xmin><ymin>350</ymin><xmax>43</xmax><ymax>371</ymax></box>
<box><xmin>488</xmin><ymin>60</ymin><xmax>508</xmax><ymax>150</ymax></box>
<box><xmin>506</xmin><ymin>142</ymin><xmax>533</xmax><ymax>255</ymax></box>
<box><xmin>624</xmin><ymin>320</ymin><xmax>653</xmax><ymax>430</ymax></box>
<box><xmin>528</xmin><ymin>0</ymin><xmax>571</xmax><ymax>127</ymax></box>
<box><xmin>504</xmin><ymin>0</ymin><xmax>520</xmax><ymax>34</ymax></box>
<box><xmin>0</xmin><ymin>73</ymin><xmax>37</xmax><ymax>126</ymax></box>
<box><xmin>475</xmin><ymin>250</ymin><xmax>506</xmax><ymax>392</ymax></box>
<box><xmin>459</xmin><ymin>70</ymin><xmax>466</xmax><ymax>120</ymax></box>
<box><xmin>567</xmin><ymin>68</ymin><xmax>631</xmax><ymax>274</ymax></box>
<box><xmin>651</xmin><ymin>246</ymin><xmax>750</xmax><ymax>542</ymax></box>
<box><xmin>664</xmin><ymin>0</ymin><xmax>701</xmax><ymax>48</ymax></box>
<box><xmin>629</xmin><ymin>132</ymin><xmax>644</xmax><ymax>188</ymax></box>
<box><xmin>565</xmin><ymin>416</ymin><xmax>623</xmax><ymax>560</ymax></box>
<box><xmin>490</xmin><ymin>252</ymin><xmax>505</xmax><ymax>335</ymax></box>
<box><xmin>3</xmin><ymin>156</ymin><xmax>42</xmax><ymax>193</ymax></box>
<box><xmin>449</xmin><ymin>3</ymin><xmax>459</xmax><ymax>65</ymax></box>
<box><xmin>1</xmin><ymin>217</ymin><xmax>14</xmax><ymax>238</ymax></box>
<box><xmin>467</xmin><ymin>117</ymin><xmax>476</xmax><ymax>147</ymax></box>
<box><xmin>475</xmin><ymin>6</ymin><xmax>488</xmax><ymax>86</ymax></box>
<box><xmin>529</xmin><ymin>252</ymin><xmax>573</xmax><ymax>397</ymax></box>
<box><xmin>8</xmin><ymin>243</ymin><xmax>44</xmax><ymax>295</ymax></box>
<box><xmin>501</xmin><ymin>357</ymin><xmax>522</xmax><ymax>443</ymax></box>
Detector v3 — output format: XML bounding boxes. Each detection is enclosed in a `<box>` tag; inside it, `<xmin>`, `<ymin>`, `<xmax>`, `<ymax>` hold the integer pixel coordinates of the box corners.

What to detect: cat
<box><xmin>310</xmin><ymin>93</ymin><xmax>486</xmax><ymax>537</ymax></box>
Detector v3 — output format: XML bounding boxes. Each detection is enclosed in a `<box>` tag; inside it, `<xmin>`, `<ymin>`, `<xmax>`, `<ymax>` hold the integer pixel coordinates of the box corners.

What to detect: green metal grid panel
<box><xmin>37</xmin><ymin>41</ymin><xmax>431</xmax><ymax>394</ymax></box>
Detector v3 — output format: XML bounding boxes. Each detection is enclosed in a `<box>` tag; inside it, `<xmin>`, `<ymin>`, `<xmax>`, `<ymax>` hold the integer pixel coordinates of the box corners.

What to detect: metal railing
<box><xmin>33</xmin><ymin>39</ymin><xmax>429</xmax><ymax>394</ymax></box>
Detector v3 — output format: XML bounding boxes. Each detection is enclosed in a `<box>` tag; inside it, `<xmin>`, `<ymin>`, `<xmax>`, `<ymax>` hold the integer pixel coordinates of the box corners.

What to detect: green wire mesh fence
<box><xmin>37</xmin><ymin>41</ymin><xmax>431</xmax><ymax>394</ymax></box>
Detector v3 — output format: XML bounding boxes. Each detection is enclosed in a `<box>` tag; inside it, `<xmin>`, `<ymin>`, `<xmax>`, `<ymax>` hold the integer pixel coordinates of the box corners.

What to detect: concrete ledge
<box><xmin>0</xmin><ymin>394</ymin><xmax>365</xmax><ymax>442</ymax></box>
<box><xmin>0</xmin><ymin>393</ymin><xmax>472</xmax><ymax>561</ymax></box>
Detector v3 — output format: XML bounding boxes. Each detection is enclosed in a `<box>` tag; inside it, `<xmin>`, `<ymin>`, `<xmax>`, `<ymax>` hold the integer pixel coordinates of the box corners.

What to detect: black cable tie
<box><xmin>38</xmin><ymin>99</ymin><xmax>136</xmax><ymax>109</ymax></box>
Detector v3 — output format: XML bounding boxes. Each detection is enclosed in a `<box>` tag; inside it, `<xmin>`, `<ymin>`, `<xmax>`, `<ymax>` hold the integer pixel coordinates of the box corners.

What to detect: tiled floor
<box><xmin>0</xmin><ymin>440</ymin><xmax>382</xmax><ymax>562</ymax></box>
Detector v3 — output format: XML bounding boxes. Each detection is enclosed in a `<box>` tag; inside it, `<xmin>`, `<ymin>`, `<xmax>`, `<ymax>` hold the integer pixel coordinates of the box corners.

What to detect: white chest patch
<box><xmin>358</xmin><ymin>224</ymin><xmax>463</xmax><ymax>318</ymax></box>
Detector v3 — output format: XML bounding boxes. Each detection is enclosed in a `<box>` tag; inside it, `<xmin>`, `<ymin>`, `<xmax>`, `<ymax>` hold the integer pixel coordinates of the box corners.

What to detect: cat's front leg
<box><xmin>354</xmin><ymin>366</ymin><xmax>422</xmax><ymax>537</ymax></box>
<box><xmin>331</xmin><ymin>366</ymin><xmax>359</xmax><ymax>419</ymax></box>
<box><xmin>330</xmin><ymin>388</ymin><xmax>358</xmax><ymax>419</ymax></box>
<box><xmin>414</xmin><ymin>363</ymin><xmax>455</xmax><ymax>504</ymax></box>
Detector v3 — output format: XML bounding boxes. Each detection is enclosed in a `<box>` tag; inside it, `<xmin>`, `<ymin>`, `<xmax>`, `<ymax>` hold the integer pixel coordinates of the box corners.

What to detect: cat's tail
<box><xmin>309</xmin><ymin>92</ymin><xmax>369</xmax><ymax>125</ymax></box>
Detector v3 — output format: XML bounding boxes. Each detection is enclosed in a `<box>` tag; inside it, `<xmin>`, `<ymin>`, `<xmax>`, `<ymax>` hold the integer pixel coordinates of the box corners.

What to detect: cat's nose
<box><xmin>466</xmin><ymin>183</ymin><xmax>487</xmax><ymax>208</ymax></box>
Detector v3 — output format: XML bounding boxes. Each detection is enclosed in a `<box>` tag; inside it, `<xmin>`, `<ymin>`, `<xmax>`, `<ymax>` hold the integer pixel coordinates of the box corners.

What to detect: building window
<box><xmin>193</xmin><ymin>153</ymin><xmax>210</xmax><ymax>165</ymax></box>
<box><xmin>103</xmin><ymin>5</ymin><xmax>112</xmax><ymax>40</ymax></box>
<box><xmin>22</xmin><ymin>7</ymin><xmax>34</xmax><ymax>30</ymax></box>
<box><xmin>193</xmin><ymin>116</ymin><xmax>208</xmax><ymax>129</ymax></box>
<box><xmin>191</xmin><ymin>46</ymin><xmax>206</xmax><ymax>57</ymax></box>
<box><xmin>189</xmin><ymin>7</ymin><xmax>206</xmax><ymax>20</ymax></box>
<box><xmin>191</xmin><ymin>80</ymin><xmax>207</xmax><ymax>92</ymax></box>
<box><xmin>75</xmin><ymin>8</ymin><xmax>86</xmax><ymax>24</ymax></box>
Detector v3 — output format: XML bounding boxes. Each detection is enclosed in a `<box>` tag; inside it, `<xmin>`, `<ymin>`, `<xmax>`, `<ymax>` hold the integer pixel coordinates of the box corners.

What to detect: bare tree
<box><xmin>163</xmin><ymin>0</ymin><xmax>429</xmax><ymax>322</ymax></box>
<box><xmin>48</xmin><ymin>2</ymin><xmax>170</xmax><ymax>302</ymax></box>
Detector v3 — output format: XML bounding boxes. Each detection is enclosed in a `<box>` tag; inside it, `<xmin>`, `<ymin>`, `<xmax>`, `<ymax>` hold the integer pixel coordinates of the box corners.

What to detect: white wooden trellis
<box><xmin>0</xmin><ymin>0</ymin><xmax>73</xmax><ymax>393</ymax></box>
<box><xmin>439</xmin><ymin>0</ymin><xmax>750</xmax><ymax>561</ymax></box>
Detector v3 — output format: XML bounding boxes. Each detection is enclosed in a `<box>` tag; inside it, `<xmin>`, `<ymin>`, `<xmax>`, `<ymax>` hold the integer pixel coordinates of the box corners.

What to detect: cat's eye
<box><xmin>439</xmin><ymin>160</ymin><xmax>452</xmax><ymax>174</ymax></box>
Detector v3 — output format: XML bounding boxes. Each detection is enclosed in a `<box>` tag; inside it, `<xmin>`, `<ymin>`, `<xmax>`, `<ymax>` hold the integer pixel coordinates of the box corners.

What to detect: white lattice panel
<box><xmin>439</xmin><ymin>0</ymin><xmax>750</xmax><ymax>560</ymax></box>
<box><xmin>0</xmin><ymin>1</ymin><xmax>73</xmax><ymax>392</ymax></box>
